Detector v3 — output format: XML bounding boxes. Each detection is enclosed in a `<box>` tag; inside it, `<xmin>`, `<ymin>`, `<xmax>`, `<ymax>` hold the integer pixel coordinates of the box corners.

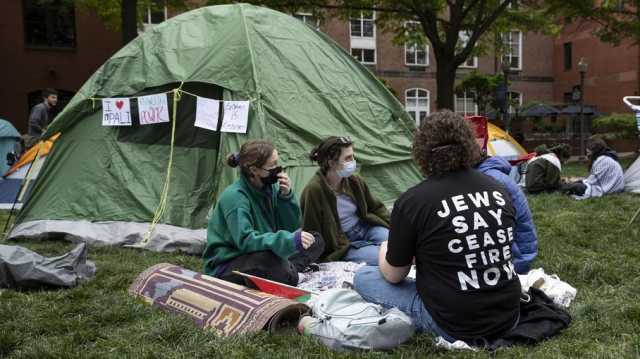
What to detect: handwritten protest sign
<box><xmin>221</xmin><ymin>101</ymin><xmax>250</xmax><ymax>133</ymax></box>
<box><xmin>194</xmin><ymin>97</ymin><xmax>220</xmax><ymax>131</ymax></box>
<box><xmin>102</xmin><ymin>98</ymin><xmax>132</xmax><ymax>126</ymax></box>
<box><xmin>138</xmin><ymin>94</ymin><xmax>170</xmax><ymax>125</ymax></box>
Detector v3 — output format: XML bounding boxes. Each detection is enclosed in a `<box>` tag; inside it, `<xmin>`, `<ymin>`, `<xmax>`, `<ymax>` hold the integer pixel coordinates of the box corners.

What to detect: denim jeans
<box><xmin>353</xmin><ymin>265</ymin><xmax>456</xmax><ymax>342</ymax></box>
<box><xmin>343</xmin><ymin>223</ymin><xmax>388</xmax><ymax>265</ymax></box>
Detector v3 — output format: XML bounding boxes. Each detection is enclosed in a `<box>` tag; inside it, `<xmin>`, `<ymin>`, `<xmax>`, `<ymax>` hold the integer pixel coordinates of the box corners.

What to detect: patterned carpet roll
<box><xmin>129</xmin><ymin>263</ymin><xmax>309</xmax><ymax>336</ymax></box>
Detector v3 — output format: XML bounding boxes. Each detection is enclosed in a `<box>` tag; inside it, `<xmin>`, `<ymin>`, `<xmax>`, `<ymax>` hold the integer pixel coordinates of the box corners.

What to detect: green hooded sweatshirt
<box><xmin>202</xmin><ymin>175</ymin><xmax>301</xmax><ymax>276</ymax></box>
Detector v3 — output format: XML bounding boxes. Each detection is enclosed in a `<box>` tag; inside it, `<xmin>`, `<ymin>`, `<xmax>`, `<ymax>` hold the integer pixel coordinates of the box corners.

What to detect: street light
<box><xmin>578</xmin><ymin>57</ymin><xmax>588</xmax><ymax>158</ymax></box>
<box><xmin>501</xmin><ymin>61</ymin><xmax>511</xmax><ymax>133</ymax></box>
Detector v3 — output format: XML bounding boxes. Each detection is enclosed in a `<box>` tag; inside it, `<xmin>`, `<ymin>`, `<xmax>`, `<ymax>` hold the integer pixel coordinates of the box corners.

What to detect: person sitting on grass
<box><xmin>300</xmin><ymin>136</ymin><xmax>390</xmax><ymax>265</ymax></box>
<box><xmin>202</xmin><ymin>140</ymin><xmax>324</xmax><ymax>286</ymax></box>
<box><xmin>354</xmin><ymin>111</ymin><xmax>521</xmax><ymax>342</ymax></box>
<box><xmin>562</xmin><ymin>137</ymin><xmax>624</xmax><ymax>200</ymax></box>
<box><xmin>471</xmin><ymin>121</ymin><xmax>537</xmax><ymax>275</ymax></box>
<box><xmin>525</xmin><ymin>144</ymin><xmax>572</xmax><ymax>194</ymax></box>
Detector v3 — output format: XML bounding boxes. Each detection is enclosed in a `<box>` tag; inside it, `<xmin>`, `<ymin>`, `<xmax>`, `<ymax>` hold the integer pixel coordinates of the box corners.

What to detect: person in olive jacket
<box><xmin>300</xmin><ymin>136</ymin><xmax>390</xmax><ymax>265</ymax></box>
<box><xmin>202</xmin><ymin>140</ymin><xmax>324</xmax><ymax>286</ymax></box>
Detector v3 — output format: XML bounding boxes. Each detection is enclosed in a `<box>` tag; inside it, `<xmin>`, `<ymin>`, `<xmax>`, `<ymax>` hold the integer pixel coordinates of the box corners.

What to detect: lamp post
<box><xmin>501</xmin><ymin>61</ymin><xmax>511</xmax><ymax>133</ymax></box>
<box><xmin>578</xmin><ymin>57</ymin><xmax>588</xmax><ymax>159</ymax></box>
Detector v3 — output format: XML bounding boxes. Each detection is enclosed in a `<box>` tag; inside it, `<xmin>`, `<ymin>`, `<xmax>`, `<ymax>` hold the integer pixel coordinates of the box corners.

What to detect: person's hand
<box><xmin>301</xmin><ymin>231</ymin><xmax>315</xmax><ymax>250</ymax></box>
<box><xmin>278</xmin><ymin>172</ymin><xmax>291</xmax><ymax>195</ymax></box>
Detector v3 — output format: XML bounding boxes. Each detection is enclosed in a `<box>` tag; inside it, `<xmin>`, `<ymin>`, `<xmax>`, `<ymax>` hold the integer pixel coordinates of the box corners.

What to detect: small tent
<box><xmin>0</xmin><ymin>119</ymin><xmax>20</xmax><ymax>175</ymax></box>
<box><xmin>8</xmin><ymin>4</ymin><xmax>421</xmax><ymax>253</ymax></box>
<box><xmin>465</xmin><ymin>116</ymin><xmax>528</xmax><ymax>160</ymax></box>
<box><xmin>0</xmin><ymin>135</ymin><xmax>59</xmax><ymax>210</ymax></box>
<box><xmin>624</xmin><ymin>156</ymin><xmax>640</xmax><ymax>193</ymax></box>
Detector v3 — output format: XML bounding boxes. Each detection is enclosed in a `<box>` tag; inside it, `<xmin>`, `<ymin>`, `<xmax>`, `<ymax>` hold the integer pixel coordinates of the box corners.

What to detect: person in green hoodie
<box><xmin>300</xmin><ymin>136</ymin><xmax>390</xmax><ymax>265</ymax></box>
<box><xmin>202</xmin><ymin>140</ymin><xmax>324</xmax><ymax>286</ymax></box>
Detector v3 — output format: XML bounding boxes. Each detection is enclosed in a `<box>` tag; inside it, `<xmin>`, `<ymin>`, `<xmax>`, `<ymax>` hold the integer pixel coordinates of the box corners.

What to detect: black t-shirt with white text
<box><xmin>386</xmin><ymin>169</ymin><xmax>521</xmax><ymax>341</ymax></box>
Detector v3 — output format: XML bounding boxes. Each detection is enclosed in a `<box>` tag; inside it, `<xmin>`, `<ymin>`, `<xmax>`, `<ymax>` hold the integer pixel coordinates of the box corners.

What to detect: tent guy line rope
<box><xmin>141</xmin><ymin>82</ymin><xmax>184</xmax><ymax>245</ymax></box>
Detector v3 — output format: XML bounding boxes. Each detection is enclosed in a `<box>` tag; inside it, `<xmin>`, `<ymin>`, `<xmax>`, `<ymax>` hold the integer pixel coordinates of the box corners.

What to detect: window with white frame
<box><xmin>294</xmin><ymin>13</ymin><xmax>320</xmax><ymax>30</ymax></box>
<box><xmin>508</xmin><ymin>91</ymin><xmax>523</xmax><ymax>114</ymax></box>
<box><xmin>350</xmin><ymin>11</ymin><xmax>374</xmax><ymax>37</ymax></box>
<box><xmin>350</xmin><ymin>11</ymin><xmax>376</xmax><ymax>64</ymax></box>
<box><xmin>502</xmin><ymin>31</ymin><xmax>523</xmax><ymax>70</ymax></box>
<box><xmin>458</xmin><ymin>31</ymin><xmax>478</xmax><ymax>68</ymax></box>
<box><xmin>351</xmin><ymin>48</ymin><xmax>376</xmax><ymax>64</ymax></box>
<box><xmin>454</xmin><ymin>91</ymin><xmax>478</xmax><ymax>116</ymax></box>
<box><xmin>141</xmin><ymin>0</ymin><xmax>167</xmax><ymax>32</ymax></box>
<box><xmin>404</xmin><ymin>21</ymin><xmax>428</xmax><ymax>66</ymax></box>
<box><xmin>405</xmin><ymin>88</ymin><xmax>430</xmax><ymax>126</ymax></box>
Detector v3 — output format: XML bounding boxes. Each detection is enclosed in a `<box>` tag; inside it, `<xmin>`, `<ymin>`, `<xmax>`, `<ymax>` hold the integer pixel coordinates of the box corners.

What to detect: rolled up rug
<box><xmin>129</xmin><ymin>263</ymin><xmax>308</xmax><ymax>336</ymax></box>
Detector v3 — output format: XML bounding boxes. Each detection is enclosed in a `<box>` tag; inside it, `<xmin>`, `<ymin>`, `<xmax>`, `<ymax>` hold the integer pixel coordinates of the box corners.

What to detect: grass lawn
<box><xmin>1</xmin><ymin>160</ymin><xmax>640</xmax><ymax>358</ymax></box>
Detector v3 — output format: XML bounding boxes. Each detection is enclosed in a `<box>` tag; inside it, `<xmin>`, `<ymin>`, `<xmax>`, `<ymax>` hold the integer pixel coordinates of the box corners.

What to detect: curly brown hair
<box><xmin>412</xmin><ymin>110</ymin><xmax>481</xmax><ymax>177</ymax></box>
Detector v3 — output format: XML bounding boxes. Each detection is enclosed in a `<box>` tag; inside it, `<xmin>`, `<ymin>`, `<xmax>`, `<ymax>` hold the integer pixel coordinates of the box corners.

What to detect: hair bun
<box><xmin>226</xmin><ymin>152</ymin><xmax>240</xmax><ymax>168</ymax></box>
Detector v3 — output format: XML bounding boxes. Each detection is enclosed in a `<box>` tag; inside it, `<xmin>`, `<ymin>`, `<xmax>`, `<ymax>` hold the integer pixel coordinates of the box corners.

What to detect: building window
<box><xmin>455</xmin><ymin>91</ymin><xmax>478</xmax><ymax>116</ymax></box>
<box><xmin>404</xmin><ymin>22</ymin><xmax>428</xmax><ymax>66</ymax></box>
<box><xmin>350</xmin><ymin>11</ymin><xmax>376</xmax><ymax>64</ymax></box>
<box><xmin>294</xmin><ymin>13</ymin><xmax>320</xmax><ymax>30</ymax></box>
<box><xmin>351</xmin><ymin>49</ymin><xmax>376</xmax><ymax>64</ymax></box>
<box><xmin>458</xmin><ymin>31</ymin><xmax>478</xmax><ymax>68</ymax></box>
<box><xmin>141</xmin><ymin>0</ymin><xmax>167</xmax><ymax>32</ymax></box>
<box><xmin>23</xmin><ymin>0</ymin><xmax>76</xmax><ymax>48</ymax></box>
<box><xmin>405</xmin><ymin>44</ymin><xmax>428</xmax><ymax>66</ymax></box>
<box><xmin>508</xmin><ymin>91</ymin><xmax>523</xmax><ymax>114</ymax></box>
<box><xmin>405</xmin><ymin>89</ymin><xmax>430</xmax><ymax>126</ymax></box>
<box><xmin>502</xmin><ymin>31</ymin><xmax>523</xmax><ymax>70</ymax></box>
<box><xmin>350</xmin><ymin>11</ymin><xmax>374</xmax><ymax>38</ymax></box>
<box><xmin>564</xmin><ymin>42</ymin><xmax>572</xmax><ymax>71</ymax></box>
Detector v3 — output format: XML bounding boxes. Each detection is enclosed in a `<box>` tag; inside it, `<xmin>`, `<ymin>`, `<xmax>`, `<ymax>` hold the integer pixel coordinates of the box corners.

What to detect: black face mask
<box><xmin>261</xmin><ymin>166</ymin><xmax>282</xmax><ymax>186</ymax></box>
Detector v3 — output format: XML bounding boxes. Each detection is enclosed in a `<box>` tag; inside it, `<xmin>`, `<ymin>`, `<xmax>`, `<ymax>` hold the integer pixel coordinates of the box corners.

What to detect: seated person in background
<box><xmin>300</xmin><ymin>136</ymin><xmax>389</xmax><ymax>265</ymax></box>
<box><xmin>525</xmin><ymin>144</ymin><xmax>571</xmax><ymax>194</ymax></box>
<box><xmin>472</xmin><ymin>122</ymin><xmax>537</xmax><ymax>274</ymax></box>
<box><xmin>354</xmin><ymin>111</ymin><xmax>521</xmax><ymax>342</ymax></box>
<box><xmin>202</xmin><ymin>140</ymin><xmax>324</xmax><ymax>286</ymax></box>
<box><xmin>562</xmin><ymin>137</ymin><xmax>624</xmax><ymax>199</ymax></box>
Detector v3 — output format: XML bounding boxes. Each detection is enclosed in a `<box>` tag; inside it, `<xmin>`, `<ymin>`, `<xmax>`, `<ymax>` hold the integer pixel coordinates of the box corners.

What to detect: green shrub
<box><xmin>592</xmin><ymin>113</ymin><xmax>638</xmax><ymax>139</ymax></box>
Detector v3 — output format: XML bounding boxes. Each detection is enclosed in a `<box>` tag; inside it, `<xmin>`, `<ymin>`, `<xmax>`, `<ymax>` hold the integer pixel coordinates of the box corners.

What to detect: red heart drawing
<box><xmin>115</xmin><ymin>100</ymin><xmax>124</xmax><ymax>110</ymax></box>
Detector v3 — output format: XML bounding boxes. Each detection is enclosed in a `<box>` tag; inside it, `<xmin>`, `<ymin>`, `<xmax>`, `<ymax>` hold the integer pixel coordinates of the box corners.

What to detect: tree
<box><xmin>74</xmin><ymin>0</ymin><xmax>199</xmax><ymax>45</ymax></box>
<box><xmin>455</xmin><ymin>71</ymin><xmax>506</xmax><ymax>115</ymax></box>
<box><xmin>206</xmin><ymin>0</ymin><xmax>563</xmax><ymax>110</ymax></box>
<box><xmin>547</xmin><ymin>0</ymin><xmax>640</xmax><ymax>46</ymax></box>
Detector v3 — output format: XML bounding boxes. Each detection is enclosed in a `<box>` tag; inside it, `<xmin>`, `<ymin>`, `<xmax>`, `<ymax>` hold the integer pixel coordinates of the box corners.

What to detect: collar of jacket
<box><xmin>315</xmin><ymin>170</ymin><xmax>357</xmax><ymax>200</ymax></box>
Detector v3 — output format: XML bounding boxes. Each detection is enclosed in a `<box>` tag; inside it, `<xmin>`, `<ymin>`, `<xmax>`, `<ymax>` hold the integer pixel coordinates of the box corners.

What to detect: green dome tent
<box><xmin>0</xmin><ymin>119</ymin><xmax>20</xmax><ymax>176</ymax></box>
<box><xmin>9</xmin><ymin>4</ymin><xmax>421</xmax><ymax>253</ymax></box>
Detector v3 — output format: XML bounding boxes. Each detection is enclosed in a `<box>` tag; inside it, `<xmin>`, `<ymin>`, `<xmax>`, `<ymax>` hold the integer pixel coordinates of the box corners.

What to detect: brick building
<box><xmin>553</xmin><ymin>21</ymin><xmax>640</xmax><ymax>114</ymax></box>
<box><xmin>0</xmin><ymin>1</ymin><xmax>636</xmax><ymax>138</ymax></box>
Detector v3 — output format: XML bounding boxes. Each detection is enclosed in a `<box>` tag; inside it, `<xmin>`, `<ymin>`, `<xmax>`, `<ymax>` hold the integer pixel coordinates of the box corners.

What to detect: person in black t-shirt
<box><xmin>353</xmin><ymin>110</ymin><xmax>522</xmax><ymax>342</ymax></box>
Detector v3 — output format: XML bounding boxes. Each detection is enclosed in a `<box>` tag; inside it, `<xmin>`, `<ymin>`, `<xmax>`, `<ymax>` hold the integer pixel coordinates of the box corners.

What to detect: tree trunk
<box><xmin>122</xmin><ymin>0</ymin><xmax>138</xmax><ymax>45</ymax></box>
<box><xmin>435</xmin><ymin>60</ymin><xmax>457</xmax><ymax>111</ymax></box>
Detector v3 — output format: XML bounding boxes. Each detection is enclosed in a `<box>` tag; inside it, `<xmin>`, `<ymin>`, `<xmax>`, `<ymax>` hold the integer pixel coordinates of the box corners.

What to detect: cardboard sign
<box><xmin>194</xmin><ymin>97</ymin><xmax>220</xmax><ymax>131</ymax></box>
<box><xmin>138</xmin><ymin>94</ymin><xmax>170</xmax><ymax>125</ymax></box>
<box><xmin>102</xmin><ymin>98</ymin><xmax>132</xmax><ymax>126</ymax></box>
<box><xmin>221</xmin><ymin>101</ymin><xmax>250</xmax><ymax>134</ymax></box>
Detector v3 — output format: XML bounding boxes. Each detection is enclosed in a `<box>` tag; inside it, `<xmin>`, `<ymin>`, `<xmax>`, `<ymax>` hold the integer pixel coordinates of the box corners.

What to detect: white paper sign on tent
<box><xmin>194</xmin><ymin>97</ymin><xmax>220</xmax><ymax>131</ymax></box>
<box><xmin>138</xmin><ymin>94</ymin><xmax>170</xmax><ymax>125</ymax></box>
<box><xmin>102</xmin><ymin>98</ymin><xmax>132</xmax><ymax>126</ymax></box>
<box><xmin>221</xmin><ymin>101</ymin><xmax>250</xmax><ymax>133</ymax></box>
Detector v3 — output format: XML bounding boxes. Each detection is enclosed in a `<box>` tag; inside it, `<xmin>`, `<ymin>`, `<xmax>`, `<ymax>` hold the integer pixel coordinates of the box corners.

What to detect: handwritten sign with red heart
<box><xmin>102</xmin><ymin>98</ymin><xmax>132</xmax><ymax>126</ymax></box>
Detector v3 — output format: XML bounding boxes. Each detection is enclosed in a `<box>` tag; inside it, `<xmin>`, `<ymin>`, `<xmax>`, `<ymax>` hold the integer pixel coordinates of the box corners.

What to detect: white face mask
<box><xmin>337</xmin><ymin>160</ymin><xmax>357</xmax><ymax>178</ymax></box>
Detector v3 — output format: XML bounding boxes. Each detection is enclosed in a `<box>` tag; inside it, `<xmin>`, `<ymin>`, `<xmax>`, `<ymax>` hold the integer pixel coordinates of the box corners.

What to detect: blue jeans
<box><xmin>353</xmin><ymin>265</ymin><xmax>456</xmax><ymax>342</ymax></box>
<box><xmin>343</xmin><ymin>223</ymin><xmax>388</xmax><ymax>265</ymax></box>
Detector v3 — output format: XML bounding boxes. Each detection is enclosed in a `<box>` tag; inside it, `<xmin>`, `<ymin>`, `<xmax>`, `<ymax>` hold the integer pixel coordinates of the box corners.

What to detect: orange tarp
<box><xmin>4</xmin><ymin>133</ymin><xmax>60</xmax><ymax>176</ymax></box>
